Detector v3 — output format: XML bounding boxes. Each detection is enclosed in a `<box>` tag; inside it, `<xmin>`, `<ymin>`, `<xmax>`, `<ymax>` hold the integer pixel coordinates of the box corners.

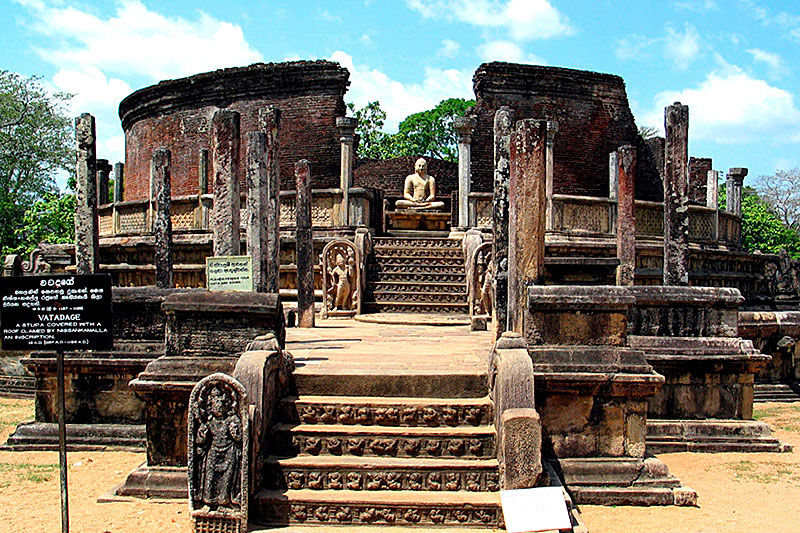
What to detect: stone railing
<box><xmin>98</xmin><ymin>188</ymin><xmax>374</xmax><ymax>237</ymax></box>
<box><xmin>468</xmin><ymin>192</ymin><xmax>493</xmax><ymax>228</ymax></box>
<box><xmin>552</xmin><ymin>194</ymin><xmax>616</xmax><ymax>235</ymax></box>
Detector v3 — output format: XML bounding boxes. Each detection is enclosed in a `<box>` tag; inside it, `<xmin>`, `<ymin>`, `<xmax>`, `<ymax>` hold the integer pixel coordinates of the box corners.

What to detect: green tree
<box><xmin>9</xmin><ymin>192</ymin><xmax>76</xmax><ymax>256</ymax></box>
<box><xmin>0</xmin><ymin>71</ymin><xmax>74</xmax><ymax>255</ymax></box>
<box><xmin>348</xmin><ymin>98</ymin><xmax>476</xmax><ymax>162</ymax></box>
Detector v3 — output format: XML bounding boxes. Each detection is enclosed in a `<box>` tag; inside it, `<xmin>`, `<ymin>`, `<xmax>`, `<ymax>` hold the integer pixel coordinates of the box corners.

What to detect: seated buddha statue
<box><xmin>394</xmin><ymin>158</ymin><xmax>445</xmax><ymax>211</ymax></box>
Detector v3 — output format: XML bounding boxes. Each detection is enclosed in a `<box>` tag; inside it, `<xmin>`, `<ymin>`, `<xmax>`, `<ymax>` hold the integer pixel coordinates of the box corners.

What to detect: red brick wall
<box><xmin>353</xmin><ymin>156</ymin><xmax>458</xmax><ymax>197</ymax></box>
<box><xmin>471</xmin><ymin>63</ymin><xmax>662</xmax><ymax>201</ymax></box>
<box><xmin>689</xmin><ymin>157</ymin><xmax>712</xmax><ymax>205</ymax></box>
<box><xmin>120</xmin><ymin>62</ymin><xmax>348</xmax><ymax>201</ymax></box>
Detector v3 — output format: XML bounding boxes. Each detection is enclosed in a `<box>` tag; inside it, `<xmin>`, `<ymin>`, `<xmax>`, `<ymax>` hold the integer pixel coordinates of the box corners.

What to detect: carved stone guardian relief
<box><xmin>321</xmin><ymin>239</ymin><xmax>360</xmax><ymax>318</ymax></box>
<box><xmin>765</xmin><ymin>249</ymin><xmax>800</xmax><ymax>300</ymax></box>
<box><xmin>469</xmin><ymin>242</ymin><xmax>493</xmax><ymax>329</ymax></box>
<box><xmin>188</xmin><ymin>373</ymin><xmax>249</xmax><ymax>533</ymax></box>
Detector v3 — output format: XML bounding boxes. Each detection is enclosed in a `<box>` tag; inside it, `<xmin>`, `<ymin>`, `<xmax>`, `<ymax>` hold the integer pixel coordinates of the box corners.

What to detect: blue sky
<box><xmin>5</xmin><ymin>0</ymin><xmax>800</xmax><ymax>189</ymax></box>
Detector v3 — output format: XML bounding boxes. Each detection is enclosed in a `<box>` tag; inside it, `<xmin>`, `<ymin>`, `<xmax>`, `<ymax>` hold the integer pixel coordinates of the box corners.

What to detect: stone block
<box><xmin>499</xmin><ymin>408</ymin><xmax>542</xmax><ymax>490</ymax></box>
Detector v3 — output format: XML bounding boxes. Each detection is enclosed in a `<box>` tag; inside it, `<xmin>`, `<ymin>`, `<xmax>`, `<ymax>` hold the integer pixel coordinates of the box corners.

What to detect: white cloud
<box><xmin>406</xmin><ymin>0</ymin><xmax>573</xmax><ymax>40</ymax></box>
<box><xmin>615</xmin><ymin>34</ymin><xmax>657</xmax><ymax>61</ymax></box>
<box><xmin>329</xmin><ymin>51</ymin><xmax>473</xmax><ymax>131</ymax></box>
<box><xmin>24</xmin><ymin>0</ymin><xmax>262</xmax><ymax>81</ymax></box>
<box><xmin>664</xmin><ymin>23</ymin><xmax>701</xmax><ymax>69</ymax></box>
<box><xmin>476</xmin><ymin>40</ymin><xmax>545</xmax><ymax>64</ymax></box>
<box><xmin>641</xmin><ymin>67</ymin><xmax>800</xmax><ymax>144</ymax></box>
<box><xmin>747</xmin><ymin>48</ymin><xmax>789</xmax><ymax>78</ymax></box>
<box><xmin>673</xmin><ymin>0</ymin><xmax>716</xmax><ymax>13</ymax></box>
<box><xmin>438</xmin><ymin>39</ymin><xmax>461</xmax><ymax>58</ymax></box>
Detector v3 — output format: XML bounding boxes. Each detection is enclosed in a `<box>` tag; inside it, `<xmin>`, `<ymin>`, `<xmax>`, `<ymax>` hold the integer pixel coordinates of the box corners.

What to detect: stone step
<box><xmin>280</xmin><ymin>395</ymin><xmax>493</xmax><ymax>427</ymax></box>
<box><xmin>264</xmin><ymin>455</ymin><xmax>500</xmax><ymax>492</ymax></box>
<box><xmin>272</xmin><ymin>423</ymin><xmax>496</xmax><ymax>459</ymax></box>
<box><xmin>646</xmin><ymin>419</ymin><xmax>792</xmax><ymax>453</ymax></box>
<box><xmin>373</xmin><ymin>245</ymin><xmax>464</xmax><ymax>255</ymax></box>
<box><xmin>367</xmin><ymin>271</ymin><xmax>467</xmax><ymax>283</ymax></box>
<box><xmin>754</xmin><ymin>383</ymin><xmax>800</xmax><ymax>403</ymax></box>
<box><xmin>362</xmin><ymin>301</ymin><xmax>469</xmax><ymax>314</ymax></box>
<box><xmin>251</xmin><ymin>488</ymin><xmax>502</xmax><ymax>528</ymax></box>
<box><xmin>373</xmin><ymin>237</ymin><xmax>462</xmax><ymax>249</ymax></box>
<box><xmin>367</xmin><ymin>291</ymin><xmax>468</xmax><ymax>305</ymax></box>
<box><xmin>371</xmin><ymin>257</ymin><xmax>465</xmax><ymax>267</ymax></box>
<box><xmin>366</xmin><ymin>281</ymin><xmax>466</xmax><ymax>294</ymax></box>
<box><xmin>0</xmin><ymin>375</ymin><xmax>34</xmax><ymax>398</ymax></box>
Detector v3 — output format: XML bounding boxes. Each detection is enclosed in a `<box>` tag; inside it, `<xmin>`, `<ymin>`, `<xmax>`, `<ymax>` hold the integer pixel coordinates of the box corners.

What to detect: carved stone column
<box><xmin>663</xmin><ymin>103</ymin><xmax>689</xmax><ymax>286</ymax></box>
<box><xmin>295</xmin><ymin>160</ymin><xmax>315</xmax><ymax>328</ymax></box>
<box><xmin>545</xmin><ymin>121</ymin><xmax>558</xmax><ymax>231</ymax></box>
<box><xmin>708</xmin><ymin>169</ymin><xmax>720</xmax><ymax>241</ymax></box>
<box><xmin>492</xmin><ymin>106</ymin><xmax>514</xmax><ymax>339</ymax></box>
<box><xmin>75</xmin><ymin>113</ymin><xmax>99</xmax><ymax>274</ymax></box>
<box><xmin>616</xmin><ymin>145</ymin><xmax>636</xmax><ymax>286</ymax></box>
<box><xmin>247</xmin><ymin>132</ymin><xmax>269</xmax><ymax>293</ymax></box>
<box><xmin>727</xmin><ymin>167</ymin><xmax>747</xmax><ymax>217</ymax></box>
<box><xmin>609</xmin><ymin>151</ymin><xmax>619</xmax><ymax>201</ymax></box>
<box><xmin>113</xmin><ymin>162</ymin><xmax>124</xmax><ymax>203</ymax></box>
<box><xmin>454</xmin><ymin>117</ymin><xmax>477</xmax><ymax>228</ymax></box>
<box><xmin>96</xmin><ymin>159</ymin><xmax>112</xmax><ymax>206</ymax></box>
<box><xmin>211</xmin><ymin>109</ymin><xmax>241</xmax><ymax>257</ymax></box>
<box><xmin>151</xmin><ymin>148</ymin><xmax>173</xmax><ymax>289</ymax></box>
<box><xmin>336</xmin><ymin>116</ymin><xmax>357</xmax><ymax>227</ymax></box>
<box><xmin>259</xmin><ymin>107</ymin><xmax>281</xmax><ymax>294</ymax></box>
<box><xmin>508</xmin><ymin>119</ymin><xmax>548</xmax><ymax>334</ymax></box>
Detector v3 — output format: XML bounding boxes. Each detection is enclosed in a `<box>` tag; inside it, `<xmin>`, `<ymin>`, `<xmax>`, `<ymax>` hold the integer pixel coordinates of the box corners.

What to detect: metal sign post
<box><xmin>0</xmin><ymin>274</ymin><xmax>113</xmax><ymax>533</ymax></box>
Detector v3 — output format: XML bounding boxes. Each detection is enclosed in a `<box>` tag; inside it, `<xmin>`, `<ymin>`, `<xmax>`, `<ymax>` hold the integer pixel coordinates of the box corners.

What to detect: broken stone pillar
<box><xmin>211</xmin><ymin>109</ymin><xmax>241</xmax><ymax>257</ymax></box>
<box><xmin>74</xmin><ymin>113</ymin><xmax>99</xmax><ymax>275</ymax></box>
<box><xmin>151</xmin><ymin>148</ymin><xmax>173</xmax><ymax>289</ymax></box>
<box><xmin>508</xmin><ymin>119</ymin><xmax>548</xmax><ymax>334</ymax></box>
<box><xmin>247</xmin><ymin>132</ymin><xmax>270</xmax><ymax>293</ymax></box>
<box><xmin>616</xmin><ymin>145</ymin><xmax>637</xmax><ymax>286</ymax></box>
<box><xmin>336</xmin><ymin>116</ymin><xmax>357</xmax><ymax>226</ymax></box>
<box><xmin>198</xmin><ymin>150</ymin><xmax>209</xmax><ymax>196</ymax></box>
<box><xmin>708</xmin><ymin>169</ymin><xmax>720</xmax><ymax>241</ymax></box>
<box><xmin>544</xmin><ymin>121</ymin><xmax>558</xmax><ymax>231</ymax></box>
<box><xmin>260</xmin><ymin>107</ymin><xmax>281</xmax><ymax>294</ymax></box>
<box><xmin>727</xmin><ymin>167</ymin><xmax>747</xmax><ymax>216</ymax></box>
<box><xmin>295</xmin><ymin>160</ymin><xmax>315</xmax><ymax>328</ymax></box>
<box><xmin>608</xmin><ymin>151</ymin><xmax>619</xmax><ymax>201</ymax></box>
<box><xmin>454</xmin><ymin>116</ymin><xmax>477</xmax><ymax>228</ymax></box>
<box><xmin>96</xmin><ymin>159</ymin><xmax>112</xmax><ymax>205</ymax></box>
<box><xmin>113</xmin><ymin>162</ymin><xmax>124</xmax><ymax>203</ymax></box>
<box><xmin>492</xmin><ymin>106</ymin><xmax>514</xmax><ymax>340</ymax></box>
<box><xmin>663</xmin><ymin>102</ymin><xmax>689</xmax><ymax>286</ymax></box>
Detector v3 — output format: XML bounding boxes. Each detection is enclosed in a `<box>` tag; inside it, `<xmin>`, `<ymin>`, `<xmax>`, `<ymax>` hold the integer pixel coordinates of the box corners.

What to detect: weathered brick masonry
<box><xmin>689</xmin><ymin>157</ymin><xmax>713</xmax><ymax>205</ymax></box>
<box><xmin>354</xmin><ymin>156</ymin><xmax>458</xmax><ymax>197</ymax></box>
<box><xmin>119</xmin><ymin>61</ymin><xmax>349</xmax><ymax>201</ymax></box>
<box><xmin>470</xmin><ymin>63</ymin><xmax>663</xmax><ymax>201</ymax></box>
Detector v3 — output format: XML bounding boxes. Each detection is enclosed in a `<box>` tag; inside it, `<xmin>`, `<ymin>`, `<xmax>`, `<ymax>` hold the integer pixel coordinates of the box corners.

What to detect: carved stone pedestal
<box><xmin>387</xmin><ymin>210</ymin><xmax>450</xmax><ymax>231</ymax></box>
<box><xmin>114</xmin><ymin>291</ymin><xmax>284</xmax><ymax>499</ymax></box>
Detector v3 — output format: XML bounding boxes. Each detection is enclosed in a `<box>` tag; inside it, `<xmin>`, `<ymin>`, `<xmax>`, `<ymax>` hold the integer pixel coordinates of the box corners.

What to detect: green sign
<box><xmin>205</xmin><ymin>256</ymin><xmax>253</xmax><ymax>292</ymax></box>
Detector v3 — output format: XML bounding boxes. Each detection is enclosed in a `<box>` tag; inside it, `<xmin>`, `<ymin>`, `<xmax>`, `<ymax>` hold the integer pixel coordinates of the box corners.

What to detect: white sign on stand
<box><xmin>500</xmin><ymin>486</ymin><xmax>572</xmax><ymax>533</ymax></box>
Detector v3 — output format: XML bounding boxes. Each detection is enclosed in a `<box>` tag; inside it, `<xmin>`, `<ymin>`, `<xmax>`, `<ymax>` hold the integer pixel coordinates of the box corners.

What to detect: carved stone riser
<box><xmin>368</xmin><ymin>293</ymin><xmax>467</xmax><ymax>305</ymax></box>
<box><xmin>364</xmin><ymin>303</ymin><xmax>469</xmax><ymax>314</ymax></box>
<box><xmin>282</xmin><ymin>400</ymin><xmax>492</xmax><ymax>427</ymax></box>
<box><xmin>373</xmin><ymin>248</ymin><xmax>464</xmax><ymax>259</ymax></box>
<box><xmin>374</xmin><ymin>238</ymin><xmax>462</xmax><ymax>249</ymax></box>
<box><xmin>369</xmin><ymin>273</ymin><xmax>466</xmax><ymax>283</ymax></box>
<box><xmin>373</xmin><ymin>257</ymin><xmax>465</xmax><ymax>267</ymax></box>
<box><xmin>276</xmin><ymin>434</ymin><xmax>495</xmax><ymax>459</ymax></box>
<box><xmin>369</xmin><ymin>266</ymin><xmax>466</xmax><ymax>277</ymax></box>
<box><xmin>253</xmin><ymin>499</ymin><xmax>502</xmax><ymax>528</ymax></box>
<box><xmin>267</xmin><ymin>466</ymin><xmax>500</xmax><ymax>492</ymax></box>
<box><xmin>367</xmin><ymin>283</ymin><xmax>466</xmax><ymax>295</ymax></box>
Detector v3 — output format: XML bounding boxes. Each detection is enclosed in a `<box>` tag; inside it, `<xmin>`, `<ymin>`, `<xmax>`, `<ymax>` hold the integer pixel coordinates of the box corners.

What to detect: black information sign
<box><xmin>0</xmin><ymin>274</ymin><xmax>113</xmax><ymax>351</ymax></box>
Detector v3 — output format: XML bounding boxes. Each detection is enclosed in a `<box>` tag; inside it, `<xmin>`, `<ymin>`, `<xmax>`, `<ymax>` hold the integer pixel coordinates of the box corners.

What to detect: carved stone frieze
<box><xmin>279</xmin><ymin>501</ymin><xmax>501</xmax><ymax>526</ymax></box>
<box><xmin>283</xmin><ymin>434</ymin><xmax>494</xmax><ymax>458</ymax></box>
<box><xmin>288</xmin><ymin>402</ymin><xmax>489</xmax><ymax>427</ymax></box>
<box><xmin>274</xmin><ymin>467</ymin><xmax>498</xmax><ymax>491</ymax></box>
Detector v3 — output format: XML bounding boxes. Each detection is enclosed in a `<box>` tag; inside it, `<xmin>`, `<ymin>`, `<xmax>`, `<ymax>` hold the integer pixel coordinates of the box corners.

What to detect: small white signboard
<box><xmin>206</xmin><ymin>256</ymin><xmax>253</xmax><ymax>292</ymax></box>
<box><xmin>501</xmin><ymin>486</ymin><xmax>572</xmax><ymax>533</ymax></box>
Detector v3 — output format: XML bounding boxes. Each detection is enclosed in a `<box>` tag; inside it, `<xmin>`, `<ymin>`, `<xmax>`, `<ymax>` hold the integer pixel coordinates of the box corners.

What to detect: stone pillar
<box><xmin>198</xmin><ymin>150</ymin><xmax>209</xmax><ymax>196</ymax></box>
<box><xmin>96</xmin><ymin>159</ymin><xmax>112</xmax><ymax>206</ymax></box>
<box><xmin>113</xmin><ymin>162</ymin><xmax>124</xmax><ymax>203</ymax></box>
<box><xmin>260</xmin><ymin>107</ymin><xmax>281</xmax><ymax>294</ymax></box>
<box><xmin>151</xmin><ymin>148</ymin><xmax>173</xmax><ymax>289</ymax></box>
<box><xmin>706</xmin><ymin>169</ymin><xmax>719</xmax><ymax>209</ymax></box>
<box><xmin>663</xmin><ymin>103</ymin><xmax>690</xmax><ymax>286</ymax></box>
<box><xmin>544</xmin><ymin>121</ymin><xmax>558</xmax><ymax>231</ymax></box>
<box><xmin>454</xmin><ymin>117</ymin><xmax>477</xmax><ymax>228</ymax></box>
<box><xmin>336</xmin><ymin>116</ymin><xmax>357</xmax><ymax>227</ymax></box>
<box><xmin>508</xmin><ymin>119</ymin><xmax>548</xmax><ymax>334</ymax></box>
<box><xmin>727</xmin><ymin>167</ymin><xmax>747</xmax><ymax>216</ymax></box>
<box><xmin>295</xmin><ymin>160</ymin><xmax>315</xmax><ymax>328</ymax></box>
<box><xmin>74</xmin><ymin>113</ymin><xmax>99</xmax><ymax>275</ymax></box>
<box><xmin>247</xmin><ymin>132</ymin><xmax>269</xmax><ymax>293</ymax></box>
<box><xmin>609</xmin><ymin>151</ymin><xmax>619</xmax><ymax>201</ymax></box>
<box><xmin>211</xmin><ymin>109</ymin><xmax>241</xmax><ymax>257</ymax></box>
<box><xmin>616</xmin><ymin>145</ymin><xmax>637</xmax><ymax>286</ymax></box>
<box><xmin>492</xmin><ymin>106</ymin><xmax>514</xmax><ymax>340</ymax></box>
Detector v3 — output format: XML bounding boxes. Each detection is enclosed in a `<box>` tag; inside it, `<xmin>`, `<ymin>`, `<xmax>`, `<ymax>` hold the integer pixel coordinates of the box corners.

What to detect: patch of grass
<box><xmin>753</xmin><ymin>403</ymin><xmax>800</xmax><ymax>433</ymax></box>
<box><xmin>0</xmin><ymin>398</ymin><xmax>34</xmax><ymax>428</ymax></box>
<box><xmin>722</xmin><ymin>460</ymin><xmax>800</xmax><ymax>485</ymax></box>
<box><xmin>0</xmin><ymin>462</ymin><xmax>58</xmax><ymax>487</ymax></box>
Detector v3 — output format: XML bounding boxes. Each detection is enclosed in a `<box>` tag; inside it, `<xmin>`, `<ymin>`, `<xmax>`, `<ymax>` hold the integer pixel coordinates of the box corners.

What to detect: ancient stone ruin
<box><xmin>3</xmin><ymin>59</ymin><xmax>799</xmax><ymax>531</ymax></box>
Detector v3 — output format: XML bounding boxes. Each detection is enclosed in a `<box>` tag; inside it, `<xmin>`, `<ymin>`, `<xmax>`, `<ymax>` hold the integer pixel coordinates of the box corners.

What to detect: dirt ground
<box><xmin>1</xmin><ymin>398</ymin><xmax>800</xmax><ymax>533</ymax></box>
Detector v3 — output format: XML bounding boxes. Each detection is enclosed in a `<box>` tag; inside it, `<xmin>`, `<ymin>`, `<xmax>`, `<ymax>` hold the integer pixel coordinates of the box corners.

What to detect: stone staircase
<box><xmin>755</xmin><ymin>381</ymin><xmax>800</xmax><ymax>403</ymax></box>
<box><xmin>250</xmin><ymin>369</ymin><xmax>505</xmax><ymax>528</ymax></box>
<box><xmin>363</xmin><ymin>236</ymin><xmax>469</xmax><ymax>314</ymax></box>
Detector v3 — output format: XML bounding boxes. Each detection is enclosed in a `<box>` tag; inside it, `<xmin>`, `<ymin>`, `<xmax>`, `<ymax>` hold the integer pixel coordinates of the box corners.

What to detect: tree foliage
<box><xmin>0</xmin><ymin>71</ymin><xmax>74</xmax><ymax>255</ymax></box>
<box><xmin>8</xmin><ymin>193</ymin><xmax>76</xmax><ymax>256</ymax></box>
<box><xmin>348</xmin><ymin>98</ymin><xmax>476</xmax><ymax>162</ymax></box>
<box><xmin>753</xmin><ymin>168</ymin><xmax>800</xmax><ymax>230</ymax></box>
